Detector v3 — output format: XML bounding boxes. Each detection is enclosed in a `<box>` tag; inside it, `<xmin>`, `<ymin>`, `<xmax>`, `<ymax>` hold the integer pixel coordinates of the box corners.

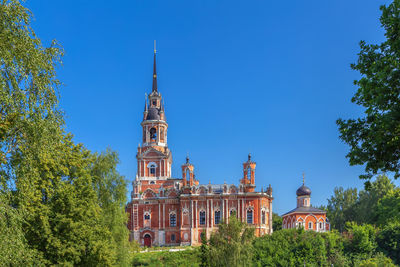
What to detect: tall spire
<box><xmin>152</xmin><ymin>40</ymin><xmax>158</xmax><ymax>92</ymax></box>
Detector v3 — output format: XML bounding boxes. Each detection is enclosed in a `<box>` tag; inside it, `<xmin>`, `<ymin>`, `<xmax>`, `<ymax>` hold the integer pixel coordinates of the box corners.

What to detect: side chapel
<box><xmin>126</xmin><ymin>48</ymin><xmax>273</xmax><ymax>247</ymax></box>
<box><xmin>281</xmin><ymin>175</ymin><xmax>330</xmax><ymax>232</ymax></box>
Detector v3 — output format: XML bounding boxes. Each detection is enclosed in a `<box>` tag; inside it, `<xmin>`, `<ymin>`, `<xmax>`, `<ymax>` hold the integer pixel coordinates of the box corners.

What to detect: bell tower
<box><xmin>134</xmin><ymin>46</ymin><xmax>172</xmax><ymax>188</ymax></box>
<box><xmin>241</xmin><ymin>153</ymin><xmax>256</xmax><ymax>192</ymax></box>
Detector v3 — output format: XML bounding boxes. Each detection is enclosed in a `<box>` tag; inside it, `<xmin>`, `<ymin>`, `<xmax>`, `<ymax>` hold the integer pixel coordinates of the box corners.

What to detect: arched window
<box><xmin>247</xmin><ymin>210</ymin><xmax>253</xmax><ymax>224</ymax></box>
<box><xmin>160</xmin><ymin>128</ymin><xmax>164</xmax><ymax>141</ymax></box>
<box><xmin>319</xmin><ymin>222</ymin><xmax>323</xmax><ymax>230</ymax></box>
<box><xmin>230</xmin><ymin>209</ymin><xmax>236</xmax><ymax>217</ymax></box>
<box><xmin>149</xmin><ymin>163</ymin><xmax>156</xmax><ymax>176</ymax></box>
<box><xmin>170</xmin><ymin>213</ymin><xmax>176</xmax><ymax>227</ymax></box>
<box><xmin>186</xmin><ymin>169</ymin><xmax>191</xmax><ymax>180</ymax></box>
<box><xmin>215</xmin><ymin>210</ymin><xmax>221</xmax><ymax>225</ymax></box>
<box><xmin>150</xmin><ymin>127</ymin><xmax>157</xmax><ymax>140</ymax></box>
<box><xmin>308</xmin><ymin>222</ymin><xmax>313</xmax><ymax>229</ymax></box>
<box><xmin>247</xmin><ymin>167</ymin><xmax>251</xmax><ymax>180</ymax></box>
<box><xmin>144</xmin><ymin>212</ymin><xmax>151</xmax><ymax>228</ymax></box>
<box><xmin>262</xmin><ymin>210</ymin><xmax>266</xmax><ymax>224</ymax></box>
<box><xmin>199</xmin><ymin>211</ymin><xmax>206</xmax><ymax>225</ymax></box>
<box><xmin>171</xmin><ymin>234</ymin><xmax>175</xmax><ymax>242</ymax></box>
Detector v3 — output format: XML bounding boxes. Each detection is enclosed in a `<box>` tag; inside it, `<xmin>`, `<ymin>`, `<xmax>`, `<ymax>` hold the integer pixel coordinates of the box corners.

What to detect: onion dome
<box><xmin>146</xmin><ymin>107</ymin><xmax>160</xmax><ymax>120</ymax></box>
<box><xmin>296</xmin><ymin>184</ymin><xmax>311</xmax><ymax>196</ymax></box>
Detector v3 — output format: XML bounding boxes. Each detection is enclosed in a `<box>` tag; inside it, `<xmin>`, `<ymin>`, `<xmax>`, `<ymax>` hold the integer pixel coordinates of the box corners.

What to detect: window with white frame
<box><xmin>319</xmin><ymin>222</ymin><xmax>323</xmax><ymax>230</ymax></box>
<box><xmin>170</xmin><ymin>213</ymin><xmax>176</xmax><ymax>227</ymax></box>
<box><xmin>308</xmin><ymin>222</ymin><xmax>313</xmax><ymax>229</ymax></box>
<box><xmin>215</xmin><ymin>210</ymin><xmax>221</xmax><ymax>225</ymax></box>
<box><xmin>199</xmin><ymin>211</ymin><xmax>206</xmax><ymax>225</ymax></box>
<box><xmin>247</xmin><ymin>209</ymin><xmax>253</xmax><ymax>224</ymax></box>
<box><xmin>144</xmin><ymin>212</ymin><xmax>151</xmax><ymax>228</ymax></box>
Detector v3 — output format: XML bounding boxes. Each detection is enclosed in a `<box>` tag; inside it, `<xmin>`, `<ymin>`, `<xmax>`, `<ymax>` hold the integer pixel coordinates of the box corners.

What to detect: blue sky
<box><xmin>26</xmin><ymin>0</ymin><xmax>396</xmax><ymax>214</ymax></box>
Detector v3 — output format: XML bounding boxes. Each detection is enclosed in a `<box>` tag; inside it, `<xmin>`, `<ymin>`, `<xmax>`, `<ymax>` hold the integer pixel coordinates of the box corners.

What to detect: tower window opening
<box><xmin>186</xmin><ymin>169</ymin><xmax>190</xmax><ymax>180</ymax></box>
<box><xmin>247</xmin><ymin>168</ymin><xmax>251</xmax><ymax>181</ymax></box>
<box><xmin>247</xmin><ymin>210</ymin><xmax>253</xmax><ymax>224</ymax></box>
<box><xmin>150</xmin><ymin>128</ymin><xmax>157</xmax><ymax>140</ymax></box>
<box><xmin>152</xmin><ymin>100</ymin><xmax>156</xmax><ymax>106</ymax></box>
<box><xmin>215</xmin><ymin>210</ymin><xmax>221</xmax><ymax>225</ymax></box>
<box><xmin>144</xmin><ymin>213</ymin><xmax>150</xmax><ymax>220</ymax></box>
<box><xmin>199</xmin><ymin>211</ymin><xmax>206</xmax><ymax>225</ymax></box>
<box><xmin>170</xmin><ymin>213</ymin><xmax>176</xmax><ymax>227</ymax></box>
<box><xmin>262</xmin><ymin>210</ymin><xmax>266</xmax><ymax>224</ymax></box>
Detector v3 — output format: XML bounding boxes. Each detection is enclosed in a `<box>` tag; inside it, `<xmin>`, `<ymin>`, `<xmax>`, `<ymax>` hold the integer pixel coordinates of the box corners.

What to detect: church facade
<box><xmin>281</xmin><ymin>179</ymin><xmax>330</xmax><ymax>232</ymax></box>
<box><xmin>126</xmin><ymin>50</ymin><xmax>273</xmax><ymax>247</ymax></box>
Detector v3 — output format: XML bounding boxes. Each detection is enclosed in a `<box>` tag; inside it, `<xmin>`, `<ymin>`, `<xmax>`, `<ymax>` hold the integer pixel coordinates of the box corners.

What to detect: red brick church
<box><xmin>126</xmin><ymin>49</ymin><xmax>273</xmax><ymax>247</ymax></box>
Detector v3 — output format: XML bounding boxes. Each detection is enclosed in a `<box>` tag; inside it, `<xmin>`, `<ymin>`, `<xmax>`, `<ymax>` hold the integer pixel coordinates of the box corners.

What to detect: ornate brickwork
<box><xmin>126</xmin><ymin>49</ymin><xmax>273</xmax><ymax>247</ymax></box>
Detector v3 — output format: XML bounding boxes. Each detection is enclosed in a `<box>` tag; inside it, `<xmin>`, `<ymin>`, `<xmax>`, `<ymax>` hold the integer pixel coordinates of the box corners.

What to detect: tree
<box><xmin>90</xmin><ymin>149</ymin><xmax>131</xmax><ymax>266</ymax></box>
<box><xmin>344</xmin><ymin>222</ymin><xmax>377</xmax><ymax>261</ymax></box>
<box><xmin>0</xmin><ymin>1</ymin><xmax>130</xmax><ymax>265</ymax></box>
<box><xmin>252</xmin><ymin>228</ymin><xmax>349</xmax><ymax>266</ymax></box>
<box><xmin>337</xmin><ymin>0</ymin><xmax>400</xmax><ymax>180</ymax></box>
<box><xmin>326</xmin><ymin>187</ymin><xmax>358</xmax><ymax>232</ymax></box>
<box><xmin>355</xmin><ymin>175</ymin><xmax>395</xmax><ymax>224</ymax></box>
<box><xmin>201</xmin><ymin>214</ymin><xmax>255</xmax><ymax>267</ymax></box>
<box><xmin>272</xmin><ymin>212</ymin><xmax>282</xmax><ymax>231</ymax></box>
<box><xmin>0</xmin><ymin>0</ymin><xmax>63</xmax><ymax>186</ymax></box>
<box><xmin>375</xmin><ymin>188</ymin><xmax>400</xmax><ymax>226</ymax></box>
<box><xmin>0</xmin><ymin>193</ymin><xmax>43</xmax><ymax>265</ymax></box>
<box><xmin>376</xmin><ymin>222</ymin><xmax>400</xmax><ymax>265</ymax></box>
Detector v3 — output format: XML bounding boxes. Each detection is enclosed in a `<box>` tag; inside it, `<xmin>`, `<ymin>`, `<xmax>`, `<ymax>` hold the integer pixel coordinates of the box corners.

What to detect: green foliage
<box><xmin>0</xmin><ymin>193</ymin><xmax>44</xmax><ymax>265</ymax></box>
<box><xmin>272</xmin><ymin>212</ymin><xmax>282</xmax><ymax>232</ymax></box>
<box><xmin>356</xmin><ymin>252</ymin><xmax>396</xmax><ymax>267</ymax></box>
<box><xmin>0</xmin><ymin>0</ymin><xmax>63</xmax><ymax>179</ymax></box>
<box><xmin>376</xmin><ymin>222</ymin><xmax>400</xmax><ymax>265</ymax></box>
<box><xmin>355</xmin><ymin>175</ymin><xmax>395</xmax><ymax>224</ymax></box>
<box><xmin>201</xmin><ymin>214</ymin><xmax>255</xmax><ymax>267</ymax></box>
<box><xmin>344</xmin><ymin>222</ymin><xmax>377</xmax><ymax>261</ymax></box>
<box><xmin>326</xmin><ymin>175</ymin><xmax>397</xmax><ymax>231</ymax></box>
<box><xmin>131</xmin><ymin>248</ymin><xmax>200</xmax><ymax>267</ymax></box>
<box><xmin>0</xmin><ymin>1</ymin><xmax>130</xmax><ymax>265</ymax></box>
<box><xmin>375</xmin><ymin>188</ymin><xmax>400</xmax><ymax>227</ymax></box>
<box><xmin>91</xmin><ymin>149</ymin><xmax>131</xmax><ymax>266</ymax></box>
<box><xmin>253</xmin><ymin>228</ymin><xmax>348</xmax><ymax>267</ymax></box>
<box><xmin>337</xmin><ymin>0</ymin><xmax>400</xmax><ymax>180</ymax></box>
<box><xmin>326</xmin><ymin>186</ymin><xmax>358</xmax><ymax>232</ymax></box>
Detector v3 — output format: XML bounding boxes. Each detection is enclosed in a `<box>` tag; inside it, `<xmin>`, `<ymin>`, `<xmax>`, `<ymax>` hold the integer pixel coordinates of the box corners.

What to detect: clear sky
<box><xmin>26</xmin><ymin>0</ymin><xmax>397</xmax><ymax>215</ymax></box>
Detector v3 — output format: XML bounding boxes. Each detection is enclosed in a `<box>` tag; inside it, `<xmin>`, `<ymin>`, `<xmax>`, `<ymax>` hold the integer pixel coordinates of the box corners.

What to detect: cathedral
<box><xmin>126</xmin><ymin>49</ymin><xmax>273</xmax><ymax>247</ymax></box>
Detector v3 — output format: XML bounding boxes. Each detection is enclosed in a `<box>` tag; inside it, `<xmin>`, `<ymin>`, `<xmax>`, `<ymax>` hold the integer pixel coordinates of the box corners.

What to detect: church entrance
<box><xmin>144</xmin><ymin>234</ymin><xmax>152</xmax><ymax>247</ymax></box>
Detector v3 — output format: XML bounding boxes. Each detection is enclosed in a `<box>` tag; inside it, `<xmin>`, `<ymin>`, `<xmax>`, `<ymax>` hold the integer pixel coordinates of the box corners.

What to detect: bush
<box><xmin>131</xmin><ymin>248</ymin><xmax>200</xmax><ymax>267</ymax></box>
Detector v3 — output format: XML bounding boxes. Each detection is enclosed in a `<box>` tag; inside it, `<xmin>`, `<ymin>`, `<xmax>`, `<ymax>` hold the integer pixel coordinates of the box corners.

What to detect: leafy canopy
<box><xmin>337</xmin><ymin>0</ymin><xmax>400</xmax><ymax>180</ymax></box>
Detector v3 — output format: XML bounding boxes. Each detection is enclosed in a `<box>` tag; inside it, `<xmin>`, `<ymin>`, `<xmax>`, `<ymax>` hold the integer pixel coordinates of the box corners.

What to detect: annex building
<box><xmin>126</xmin><ymin>49</ymin><xmax>273</xmax><ymax>247</ymax></box>
<box><xmin>281</xmin><ymin>176</ymin><xmax>330</xmax><ymax>232</ymax></box>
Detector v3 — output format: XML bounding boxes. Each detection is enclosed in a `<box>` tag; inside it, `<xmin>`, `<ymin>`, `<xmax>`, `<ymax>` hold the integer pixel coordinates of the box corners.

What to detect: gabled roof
<box><xmin>139</xmin><ymin>147</ymin><xmax>168</xmax><ymax>158</ymax></box>
<box><xmin>282</xmin><ymin>206</ymin><xmax>326</xmax><ymax>217</ymax></box>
